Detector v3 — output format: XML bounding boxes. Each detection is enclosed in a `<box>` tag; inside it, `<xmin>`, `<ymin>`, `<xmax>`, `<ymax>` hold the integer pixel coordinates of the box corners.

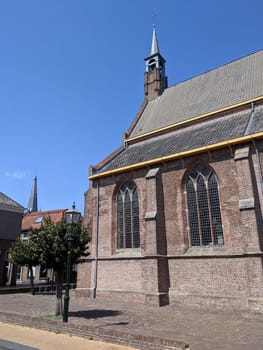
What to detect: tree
<box><xmin>34</xmin><ymin>217</ymin><xmax>90</xmax><ymax>316</ymax></box>
<box><xmin>9</xmin><ymin>232</ymin><xmax>41</xmax><ymax>295</ymax></box>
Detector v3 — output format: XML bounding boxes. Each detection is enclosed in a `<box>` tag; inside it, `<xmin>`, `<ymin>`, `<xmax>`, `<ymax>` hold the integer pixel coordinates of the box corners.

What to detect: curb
<box><xmin>0</xmin><ymin>312</ymin><xmax>190</xmax><ymax>350</ymax></box>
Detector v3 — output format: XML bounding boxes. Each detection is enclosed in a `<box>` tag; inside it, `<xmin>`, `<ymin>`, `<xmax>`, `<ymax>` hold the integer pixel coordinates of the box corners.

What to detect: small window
<box><xmin>35</xmin><ymin>215</ymin><xmax>44</xmax><ymax>224</ymax></box>
<box><xmin>22</xmin><ymin>232</ymin><xmax>28</xmax><ymax>241</ymax></box>
<box><xmin>40</xmin><ymin>265</ymin><xmax>48</xmax><ymax>279</ymax></box>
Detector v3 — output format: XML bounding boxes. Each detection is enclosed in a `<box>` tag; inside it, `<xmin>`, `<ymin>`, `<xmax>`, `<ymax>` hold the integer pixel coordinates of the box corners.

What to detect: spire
<box><xmin>151</xmin><ymin>25</ymin><xmax>159</xmax><ymax>56</ymax></box>
<box><xmin>27</xmin><ymin>176</ymin><xmax>38</xmax><ymax>213</ymax></box>
<box><xmin>144</xmin><ymin>25</ymin><xmax>168</xmax><ymax>101</ymax></box>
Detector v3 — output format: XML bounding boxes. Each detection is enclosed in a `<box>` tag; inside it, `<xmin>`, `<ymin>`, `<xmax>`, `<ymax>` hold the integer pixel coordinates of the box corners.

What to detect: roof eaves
<box><xmin>125</xmin><ymin>96</ymin><xmax>263</xmax><ymax>144</ymax></box>
<box><xmin>89</xmin><ymin>131</ymin><xmax>263</xmax><ymax>180</ymax></box>
<box><xmin>125</xmin><ymin>100</ymin><xmax>148</xmax><ymax>138</ymax></box>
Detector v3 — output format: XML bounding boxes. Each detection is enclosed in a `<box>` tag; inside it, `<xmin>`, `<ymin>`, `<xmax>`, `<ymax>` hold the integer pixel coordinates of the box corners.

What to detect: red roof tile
<box><xmin>22</xmin><ymin>209</ymin><xmax>66</xmax><ymax>231</ymax></box>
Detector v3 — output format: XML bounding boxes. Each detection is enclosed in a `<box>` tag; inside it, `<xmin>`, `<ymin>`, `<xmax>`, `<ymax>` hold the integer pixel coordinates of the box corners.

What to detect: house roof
<box><xmin>129</xmin><ymin>50</ymin><xmax>263</xmax><ymax>139</ymax></box>
<box><xmin>22</xmin><ymin>209</ymin><xmax>66</xmax><ymax>231</ymax></box>
<box><xmin>0</xmin><ymin>192</ymin><xmax>24</xmax><ymax>212</ymax></box>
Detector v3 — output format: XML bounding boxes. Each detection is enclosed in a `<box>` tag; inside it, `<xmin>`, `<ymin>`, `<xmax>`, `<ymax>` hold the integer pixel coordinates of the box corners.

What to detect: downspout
<box><xmin>250</xmin><ymin>102</ymin><xmax>263</xmax><ymax>194</ymax></box>
<box><xmin>93</xmin><ymin>179</ymin><xmax>100</xmax><ymax>298</ymax></box>
<box><xmin>254</xmin><ymin>140</ymin><xmax>263</xmax><ymax>194</ymax></box>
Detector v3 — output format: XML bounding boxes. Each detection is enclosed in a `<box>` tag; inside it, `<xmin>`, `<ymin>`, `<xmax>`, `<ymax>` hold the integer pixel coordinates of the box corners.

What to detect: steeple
<box><xmin>144</xmin><ymin>25</ymin><xmax>168</xmax><ymax>101</ymax></box>
<box><xmin>27</xmin><ymin>176</ymin><xmax>38</xmax><ymax>213</ymax></box>
<box><xmin>151</xmin><ymin>26</ymin><xmax>159</xmax><ymax>55</ymax></box>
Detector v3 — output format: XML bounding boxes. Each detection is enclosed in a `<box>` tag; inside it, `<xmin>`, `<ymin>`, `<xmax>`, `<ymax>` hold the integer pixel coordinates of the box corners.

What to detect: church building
<box><xmin>76</xmin><ymin>27</ymin><xmax>263</xmax><ymax>312</ymax></box>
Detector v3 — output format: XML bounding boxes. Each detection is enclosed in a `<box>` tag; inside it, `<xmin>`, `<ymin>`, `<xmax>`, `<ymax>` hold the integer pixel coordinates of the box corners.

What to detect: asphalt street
<box><xmin>0</xmin><ymin>339</ymin><xmax>38</xmax><ymax>350</ymax></box>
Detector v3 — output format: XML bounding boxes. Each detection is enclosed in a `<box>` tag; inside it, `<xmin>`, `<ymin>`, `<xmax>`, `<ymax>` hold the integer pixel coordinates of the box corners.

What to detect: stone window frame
<box><xmin>116</xmin><ymin>181</ymin><xmax>140</xmax><ymax>249</ymax></box>
<box><xmin>185</xmin><ymin>162</ymin><xmax>224</xmax><ymax>247</ymax></box>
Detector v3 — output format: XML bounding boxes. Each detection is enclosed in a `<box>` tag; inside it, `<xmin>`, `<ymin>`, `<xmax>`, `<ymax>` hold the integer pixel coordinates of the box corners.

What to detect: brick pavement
<box><xmin>0</xmin><ymin>293</ymin><xmax>262</xmax><ymax>350</ymax></box>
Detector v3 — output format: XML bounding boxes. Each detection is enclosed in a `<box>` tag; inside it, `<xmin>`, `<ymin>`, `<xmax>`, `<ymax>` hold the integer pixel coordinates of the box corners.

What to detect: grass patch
<box><xmin>47</xmin><ymin>329</ymin><xmax>61</xmax><ymax>334</ymax></box>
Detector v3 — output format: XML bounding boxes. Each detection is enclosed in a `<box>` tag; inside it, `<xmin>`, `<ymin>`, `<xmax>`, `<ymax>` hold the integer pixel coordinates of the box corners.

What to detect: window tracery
<box><xmin>117</xmin><ymin>182</ymin><xmax>140</xmax><ymax>249</ymax></box>
<box><xmin>186</xmin><ymin>164</ymin><xmax>224</xmax><ymax>246</ymax></box>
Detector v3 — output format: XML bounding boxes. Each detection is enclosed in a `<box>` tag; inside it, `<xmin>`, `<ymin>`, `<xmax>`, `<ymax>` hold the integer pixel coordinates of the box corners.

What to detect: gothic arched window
<box><xmin>186</xmin><ymin>163</ymin><xmax>224</xmax><ymax>246</ymax></box>
<box><xmin>117</xmin><ymin>182</ymin><xmax>140</xmax><ymax>249</ymax></box>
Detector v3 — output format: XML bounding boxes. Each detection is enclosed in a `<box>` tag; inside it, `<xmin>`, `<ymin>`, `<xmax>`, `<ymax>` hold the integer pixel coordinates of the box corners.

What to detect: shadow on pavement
<box><xmin>69</xmin><ymin>309</ymin><xmax>123</xmax><ymax>319</ymax></box>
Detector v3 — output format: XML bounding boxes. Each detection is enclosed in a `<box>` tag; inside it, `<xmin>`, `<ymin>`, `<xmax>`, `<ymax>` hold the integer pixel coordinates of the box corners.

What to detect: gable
<box><xmin>0</xmin><ymin>192</ymin><xmax>24</xmax><ymax>213</ymax></box>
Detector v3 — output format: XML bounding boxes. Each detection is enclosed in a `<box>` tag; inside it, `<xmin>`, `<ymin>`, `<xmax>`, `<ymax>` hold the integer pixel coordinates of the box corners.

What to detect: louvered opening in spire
<box><xmin>144</xmin><ymin>25</ymin><xmax>168</xmax><ymax>101</ymax></box>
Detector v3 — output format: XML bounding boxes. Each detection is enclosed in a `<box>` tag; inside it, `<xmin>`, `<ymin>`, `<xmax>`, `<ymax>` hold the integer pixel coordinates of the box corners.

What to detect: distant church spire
<box><xmin>27</xmin><ymin>176</ymin><xmax>38</xmax><ymax>213</ymax></box>
<box><xmin>144</xmin><ymin>25</ymin><xmax>168</xmax><ymax>101</ymax></box>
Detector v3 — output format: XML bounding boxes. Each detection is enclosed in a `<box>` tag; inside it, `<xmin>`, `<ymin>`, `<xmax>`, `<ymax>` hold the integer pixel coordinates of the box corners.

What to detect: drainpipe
<box><xmin>254</xmin><ymin>140</ymin><xmax>263</xmax><ymax>194</ymax></box>
<box><xmin>93</xmin><ymin>179</ymin><xmax>100</xmax><ymax>298</ymax></box>
<box><xmin>249</xmin><ymin>102</ymin><xmax>263</xmax><ymax>194</ymax></box>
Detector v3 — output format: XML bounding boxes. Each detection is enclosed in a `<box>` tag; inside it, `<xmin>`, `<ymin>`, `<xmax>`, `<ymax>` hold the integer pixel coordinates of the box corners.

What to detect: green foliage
<box><xmin>33</xmin><ymin>217</ymin><xmax>90</xmax><ymax>273</ymax></box>
<box><xmin>9</xmin><ymin>235</ymin><xmax>40</xmax><ymax>267</ymax></box>
<box><xmin>9</xmin><ymin>217</ymin><xmax>90</xmax><ymax>273</ymax></box>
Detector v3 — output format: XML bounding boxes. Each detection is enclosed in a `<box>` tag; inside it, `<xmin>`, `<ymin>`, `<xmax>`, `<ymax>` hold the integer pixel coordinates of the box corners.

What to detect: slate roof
<box><xmin>0</xmin><ymin>192</ymin><xmax>24</xmax><ymax>211</ymax></box>
<box><xmin>99</xmin><ymin>106</ymin><xmax>263</xmax><ymax>172</ymax></box>
<box><xmin>22</xmin><ymin>209</ymin><xmax>66</xmax><ymax>231</ymax></box>
<box><xmin>90</xmin><ymin>50</ymin><xmax>263</xmax><ymax>177</ymax></box>
<box><xmin>129</xmin><ymin>50</ymin><xmax>263</xmax><ymax>138</ymax></box>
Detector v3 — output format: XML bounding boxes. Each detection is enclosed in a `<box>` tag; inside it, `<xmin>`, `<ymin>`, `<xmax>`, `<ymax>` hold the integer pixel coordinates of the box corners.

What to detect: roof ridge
<box><xmin>24</xmin><ymin>208</ymin><xmax>67</xmax><ymax>216</ymax></box>
<box><xmin>0</xmin><ymin>192</ymin><xmax>24</xmax><ymax>208</ymax></box>
<box><xmin>168</xmin><ymin>49</ymin><xmax>263</xmax><ymax>91</ymax></box>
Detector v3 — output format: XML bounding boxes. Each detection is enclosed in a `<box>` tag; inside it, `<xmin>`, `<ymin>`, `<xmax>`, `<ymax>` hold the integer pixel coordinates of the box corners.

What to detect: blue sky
<box><xmin>0</xmin><ymin>0</ymin><xmax>262</xmax><ymax>214</ymax></box>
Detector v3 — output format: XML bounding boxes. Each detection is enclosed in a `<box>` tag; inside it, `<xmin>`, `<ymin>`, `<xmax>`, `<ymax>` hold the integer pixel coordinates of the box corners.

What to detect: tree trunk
<box><xmin>29</xmin><ymin>265</ymin><xmax>35</xmax><ymax>295</ymax></box>
<box><xmin>55</xmin><ymin>270</ymin><xmax>64</xmax><ymax>316</ymax></box>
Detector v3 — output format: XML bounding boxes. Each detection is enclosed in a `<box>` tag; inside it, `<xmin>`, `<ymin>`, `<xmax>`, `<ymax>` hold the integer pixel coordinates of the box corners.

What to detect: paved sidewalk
<box><xmin>0</xmin><ymin>322</ymin><xmax>136</xmax><ymax>350</ymax></box>
<box><xmin>0</xmin><ymin>293</ymin><xmax>262</xmax><ymax>350</ymax></box>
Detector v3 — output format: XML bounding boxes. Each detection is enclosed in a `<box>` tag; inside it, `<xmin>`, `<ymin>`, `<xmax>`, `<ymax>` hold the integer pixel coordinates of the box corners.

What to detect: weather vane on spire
<box><xmin>152</xmin><ymin>12</ymin><xmax>156</xmax><ymax>28</ymax></box>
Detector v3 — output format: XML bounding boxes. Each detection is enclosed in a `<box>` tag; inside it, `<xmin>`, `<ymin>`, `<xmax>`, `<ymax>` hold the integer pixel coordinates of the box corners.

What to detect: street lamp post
<box><xmin>63</xmin><ymin>202</ymin><xmax>81</xmax><ymax>323</ymax></box>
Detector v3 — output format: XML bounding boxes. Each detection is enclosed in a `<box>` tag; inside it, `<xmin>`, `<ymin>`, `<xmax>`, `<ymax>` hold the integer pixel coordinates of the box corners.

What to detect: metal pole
<box><xmin>63</xmin><ymin>229</ymin><xmax>72</xmax><ymax>323</ymax></box>
<box><xmin>93</xmin><ymin>180</ymin><xmax>99</xmax><ymax>298</ymax></box>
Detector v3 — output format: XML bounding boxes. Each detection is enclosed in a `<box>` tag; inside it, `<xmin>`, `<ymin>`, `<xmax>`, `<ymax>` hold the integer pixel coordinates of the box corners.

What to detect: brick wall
<box><xmin>79</xmin><ymin>141</ymin><xmax>263</xmax><ymax>312</ymax></box>
<box><xmin>96</xmin><ymin>259</ymin><xmax>143</xmax><ymax>291</ymax></box>
<box><xmin>168</xmin><ymin>256</ymin><xmax>263</xmax><ymax>311</ymax></box>
<box><xmin>144</xmin><ymin>67</ymin><xmax>163</xmax><ymax>101</ymax></box>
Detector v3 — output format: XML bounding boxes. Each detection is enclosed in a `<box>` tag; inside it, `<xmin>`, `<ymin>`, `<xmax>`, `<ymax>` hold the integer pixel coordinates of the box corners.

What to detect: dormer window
<box><xmin>35</xmin><ymin>215</ymin><xmax>44</xmax><ymax>224</ymax></box>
